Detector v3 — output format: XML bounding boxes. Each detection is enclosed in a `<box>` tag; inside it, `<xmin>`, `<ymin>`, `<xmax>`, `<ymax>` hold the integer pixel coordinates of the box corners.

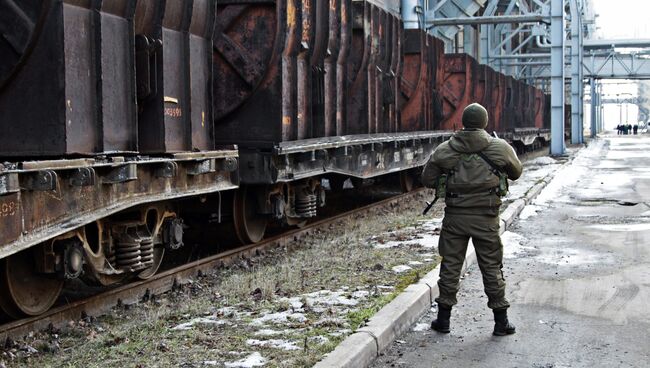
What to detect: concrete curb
<box><xmin>315</xmin><ymin>158</ymin><xmax>572</xmax><ymax>368</ymax></box>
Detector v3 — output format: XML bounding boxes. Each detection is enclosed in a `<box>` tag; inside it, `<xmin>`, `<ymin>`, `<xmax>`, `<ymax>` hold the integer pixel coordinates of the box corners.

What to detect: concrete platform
<box><xmin>371</xmin><ymin>136</ymin><xmax>650</xmax><ymax>368</ymax></box>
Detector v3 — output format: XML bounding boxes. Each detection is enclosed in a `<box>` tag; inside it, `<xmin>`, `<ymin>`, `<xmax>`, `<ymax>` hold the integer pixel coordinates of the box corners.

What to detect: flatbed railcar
<box><xmin>0</xmin><ymin>0</ymin><xmax>562</xmax><ymax>319</ymax></box>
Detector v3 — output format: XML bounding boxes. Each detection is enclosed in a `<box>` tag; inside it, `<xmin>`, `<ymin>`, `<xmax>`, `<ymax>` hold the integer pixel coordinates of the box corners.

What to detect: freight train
<box><xmin>0</xmin><ymin>0</ymin><xmax>557</xmax><ymax>319</ymax></box>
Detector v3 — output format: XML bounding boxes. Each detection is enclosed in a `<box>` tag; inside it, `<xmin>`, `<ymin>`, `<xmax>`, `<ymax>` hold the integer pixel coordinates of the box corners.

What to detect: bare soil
<box><xmin>1</xmin><ymin>188</ymin><xmax>443</xmax><ymax>368</ymax></box>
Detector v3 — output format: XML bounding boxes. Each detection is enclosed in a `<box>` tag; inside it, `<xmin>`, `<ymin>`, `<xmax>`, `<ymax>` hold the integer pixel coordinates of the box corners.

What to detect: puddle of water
<box><xmin>514</xmin><ymin>264</ymin><xmax>650</xmax><ymax>323</ymax></box>
<box><xmin>535</xmin><ymin>247</ymin><xmax>608</xmax><ymax>266</ymax></box>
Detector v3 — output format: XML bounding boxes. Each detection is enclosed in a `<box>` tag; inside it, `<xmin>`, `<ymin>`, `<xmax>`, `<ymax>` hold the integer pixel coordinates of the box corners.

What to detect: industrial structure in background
<box><xmin>2</xmin><ymin>0</ymin><xmax>647</xmax><ymax>321</ymax></box>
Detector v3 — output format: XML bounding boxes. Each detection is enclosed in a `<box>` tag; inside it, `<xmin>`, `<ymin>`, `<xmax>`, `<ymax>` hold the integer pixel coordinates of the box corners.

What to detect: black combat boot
<box><xmin>430</xmin><ymin>304</ymin><xmax>452</xmax><ymax>333</ymax></box>
<box><xmin>493</xmin><ymin>308</ymin><xmax>516</xmax><ymax>336</ymax></box>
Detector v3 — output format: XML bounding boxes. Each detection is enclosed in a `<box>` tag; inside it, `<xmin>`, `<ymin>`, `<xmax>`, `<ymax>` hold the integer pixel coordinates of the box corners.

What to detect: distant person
<box><xmin>422</xmin><ymin>103</ymin><xmax>522</xmax><ymax>336</ymax></box>
<box><xmin>633</xmin><ymin>124</ymin><xmax>639</xmax><ymax>135</ymax></box>
<box><xmin>616</xmin><ymin>124</ymin><xmax>622</xmax><ymax>135</ymax></box>
<box><xmin>628</xmin><ymin>124</ymin><xmax>633</xmax><ymax>135</ymax></box>
<box><xmin>623</xmin><ymin>124</ymin><xmax>629</xmax><ymax>135</ymax></box>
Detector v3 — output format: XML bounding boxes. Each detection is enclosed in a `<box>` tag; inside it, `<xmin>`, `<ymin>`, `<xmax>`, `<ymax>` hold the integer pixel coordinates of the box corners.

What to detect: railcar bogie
<box><xmin>0</xmin><ymin>0</ymin><xmax>563</xmax><ymax>320</ymax></box>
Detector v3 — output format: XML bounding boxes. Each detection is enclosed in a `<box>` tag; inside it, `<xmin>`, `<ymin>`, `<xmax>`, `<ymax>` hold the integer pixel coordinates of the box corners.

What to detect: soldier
<box><xmin>421</xmin><ymin>103</ymin><xmax>523</xmax><ymax>336</ymax></box>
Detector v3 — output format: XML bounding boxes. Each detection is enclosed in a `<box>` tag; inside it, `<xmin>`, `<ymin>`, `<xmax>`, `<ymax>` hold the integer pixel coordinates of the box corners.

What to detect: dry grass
<box><xmin>2</xmin><ymin>190</ymin><xmax>443</xmax><ymax>368</ymax></box>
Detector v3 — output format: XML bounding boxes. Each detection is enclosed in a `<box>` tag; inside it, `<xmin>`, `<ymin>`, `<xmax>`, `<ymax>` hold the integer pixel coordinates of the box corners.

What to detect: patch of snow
<box><xmin>392</xmin><ymin>265</ymin><xmax>413</xmax><ymax>273</ymax></box>
<box><xmin>519</xmin><ymin>205</ymin><xmax>542</xmax><ymax>220</ymax></box>
<box><xmin>351</xmin><ymin>290</ymin><xmax>370</xmax><ymax>299</ymax></box>
<box><xmin>251</xmin><ymin>311</ymin><xmax>307</xmax><ymax>326</ymax></box>
<box><xmin>203</xmin><ymin>362</ymin><xmax>219</xmax><ymax>366</ymax></box>
<box><xmin>422</xmin><ymin>258</ymin><xmax>434</xmax><ymax>262</ymax></box>
<box><xmin>526</xmin><ymin>157</ymin><xmax>558</xmax><ymax>166</ymax></box>
<box><xmin>172</xmin><ymin>317</ymin><xmax>228</xmax><ymax>331</ymax></box>
<box><xmin>501</xmin><ymin>231</ymin><xmax>534</xmax><ymax>259</ymax></box>
<box><xmin>329</xmin><ymin>329</ymin><xmax>352</xmax><ymax>337</ymax></box>
<box><xmin>254</xmin><ymin>329</ymin><xmax>286</xmax><ymax>336</ymax></box>
<box><xmin>303</xmin><ymin>290</ymin><xmax>360</xmax><ymax>306</ymax></box>
<box><xmin>419</xmin><ymin>253</ymin><xmax>435</xmax><ymax>257</ymax></box>
<box><xmin>216</xmin><ymin>306</ymin><xmax>236</xmax><ymax>315</ymax></box>
<box><xmin>415</xmin><ymin>219</ymin><xmax>443</xmax><ymax>231</ymax></box>
<box><xmin>532</xmin><ymin>149</ymin><xmax>593</xmax><ymax>206</ymax></box>
<box><xmin>412</xmin><ymin>323</ymin><xmax>430</xmax><ymax>332</ymax></box>
<box><xmin>289</xmin><ymin>300</ymin><xmax>304</xmax><ymax>309</ymax></box>
<box><xmin>314</xmin><ymin>317</ymin><xmax>349</xmax><ymax>328</ymax></box>
<box><xmin>375</xmin><ymin>233</ymin><xmax>440</xmax><ymax>249</ymax></box>
<box><xmin>408</xmin><ymin>261</ymin><xmax>423</xmax><ymax>266</ymax></box>
<box><xmin>246</xmin><ymin>339</ymin><xmax>300</xmax><ymax>351</ymax></box>
<box><xmin>309</xmin><ymin>336</ymin><xmax>329</xmax><ymax>345</ymax></box>
<box><xmin>224</xmin><ymin>352</ymin><xmax>268</xmax><ymax>367</ymax></box>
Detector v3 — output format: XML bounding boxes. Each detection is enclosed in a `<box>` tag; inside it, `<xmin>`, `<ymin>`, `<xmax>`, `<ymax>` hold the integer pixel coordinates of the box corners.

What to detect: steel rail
<box><xmin>0</xmin><ymin>188</ymin><xmax>429</xmax><ymax>341</ymax></box>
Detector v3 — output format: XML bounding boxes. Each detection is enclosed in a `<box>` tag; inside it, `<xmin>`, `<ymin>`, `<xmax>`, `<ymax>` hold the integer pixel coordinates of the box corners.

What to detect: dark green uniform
<box><xmin>422</xmin><ymin>109</ymin><xmax>522</xmax><ymax>311</ymax></box>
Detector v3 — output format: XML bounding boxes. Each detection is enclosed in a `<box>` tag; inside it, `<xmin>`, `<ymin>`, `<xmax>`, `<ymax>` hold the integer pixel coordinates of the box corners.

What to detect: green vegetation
<box><xmin>3</xmin><ymin>191</ymin><xmax>443</xmax><ymax>368</ymax></box>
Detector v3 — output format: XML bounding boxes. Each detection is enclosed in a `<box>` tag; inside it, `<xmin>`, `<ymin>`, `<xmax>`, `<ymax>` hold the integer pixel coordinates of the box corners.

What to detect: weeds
<box><xmin>5</xmin><ymin>191</ymin><xmax>442</xmax><ymax>367</ymax></box>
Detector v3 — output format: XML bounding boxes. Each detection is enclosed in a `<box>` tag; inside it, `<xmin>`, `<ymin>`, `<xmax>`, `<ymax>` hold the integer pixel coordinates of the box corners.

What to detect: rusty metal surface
<box><xmin>0</xmin><ymin>0</ymin><xmax>52</xmax><ymax>92</ymax></box>
<box><xmin>238</xmin><ymin>131</ymin><xmax>451</xmax><ymax>184</ymax></box>
<box><xmin>0</xmin><ymin>150</ymin><xmax>239</xmax><ymax>261</ymax></box>
<box><xmin>439</xmin><ymin>53</ymin><xmax>549</xmax><ymax>137</ymax></box>
<box><xmin>0</xmin><ymin>187</ymin><xmax>427</xmax><ymax>341</ymax></box>
<box><xmin>213</xmin><ymin>1</ymin><xmax>401</xmax><ymax>146</ymax></box>
<box><xmin>135</xmin><ymin>0</ymin><xmax>216</xmax><ymax>153</ymax></box>
<box><xmin>0</xmin><ymin>0</ymin><xmax>138</xmax><ymax>156</ymax></box>
<box><xmin>440</xmin><ymin>54</ymin><xmax>478</xmax><ymax>131</ymax></box>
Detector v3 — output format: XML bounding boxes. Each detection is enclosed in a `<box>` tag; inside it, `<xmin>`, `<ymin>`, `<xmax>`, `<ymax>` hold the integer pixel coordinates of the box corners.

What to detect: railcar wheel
<box><xmin>399</xmin><ymin>170</ymin><xmax>416</xmax><ymax>193</ymax></box>
<box><xmin>0</xmin><ymin>250</ymin><xmax>64</xmax><ymax>318</ymax></box>
<box><xmin>233</xmin><ymin>186</ymin><xmax>268</xmax><ymax>244</ymax></box>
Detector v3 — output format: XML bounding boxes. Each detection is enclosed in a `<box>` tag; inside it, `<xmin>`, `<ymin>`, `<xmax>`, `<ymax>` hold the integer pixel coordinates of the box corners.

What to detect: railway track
<box><xmin>0</xmin><ymin>188</ymin><xmax>430</xmax><ymax>342</ymax></box>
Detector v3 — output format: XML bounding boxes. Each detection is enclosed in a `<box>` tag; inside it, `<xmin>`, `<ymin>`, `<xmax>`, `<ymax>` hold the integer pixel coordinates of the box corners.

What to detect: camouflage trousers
<box><xmin>434</xmin><ymin>213</ymin><xmax>510</xmax><ymax>310</ymax></box>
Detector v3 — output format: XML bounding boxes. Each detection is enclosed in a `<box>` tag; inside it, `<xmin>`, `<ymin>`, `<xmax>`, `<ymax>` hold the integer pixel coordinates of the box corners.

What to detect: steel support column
<box><xmin>401</xmin><ymin>0</ymin><xmax>421</xmax><ymax>29</ymax></box>
<box><xmin>570</xmin><ymin>0</ymin><xmax>582</xmax><ymax>144</ymax></box>
<box><xmin>480</xmin><ymin>24</ymin><xmax>490</xmax><ymax>64</ymax></box>
<box><xmin>578</xmin><ymin>2</ymin><xmax>585</xmax><ymax>143</ymax></box>
<box><xmin>550</xmin><ymin>0</ymin><xmax>565</xmax><ymax>155</ymax></box>
<box><xmin>598</xmin><ymin>82</ymin><xmax>604</xmax><ymax>133</ymax></box>
<box><xmin>590</xmin><ymin>78</ymin><xmax>597</xmax><ymax>137</ymax></box>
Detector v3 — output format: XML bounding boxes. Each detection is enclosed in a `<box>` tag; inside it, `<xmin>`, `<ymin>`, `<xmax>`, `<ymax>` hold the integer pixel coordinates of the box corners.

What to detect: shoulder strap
<box><xmin>476</xmin><ymin>151</ymin><xmax>502</xmax><ymax>174</ymax></box>
<box><xmin>447</xmin><ymin>137</ymin><xmax>502</xmax><ymax>173</ymax></box>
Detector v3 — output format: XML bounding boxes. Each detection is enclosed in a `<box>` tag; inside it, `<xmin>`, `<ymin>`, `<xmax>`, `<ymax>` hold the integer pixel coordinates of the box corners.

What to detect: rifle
<box><xmin>422</xmin><ymin>196</ymin><xmax>439</xmax><ymax>215</ymax></box>
<box><xmin>422</xmin><ymin>173</ymin><xmax>447</xmax><ymax>215</ymax></box>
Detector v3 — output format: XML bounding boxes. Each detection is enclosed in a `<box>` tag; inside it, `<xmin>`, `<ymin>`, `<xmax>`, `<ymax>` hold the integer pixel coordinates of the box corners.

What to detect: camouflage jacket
<box><xmin>421</xmin><ymin>129</ymin><xmax>523</xmax><ymax>216</ymax></box>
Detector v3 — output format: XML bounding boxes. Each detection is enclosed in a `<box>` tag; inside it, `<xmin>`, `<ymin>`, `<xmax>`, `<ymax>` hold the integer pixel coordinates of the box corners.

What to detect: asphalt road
<box><xmin>371</xmin><ymin>136</ymin><xmax>650</xmax><ymax>368</ymax></box>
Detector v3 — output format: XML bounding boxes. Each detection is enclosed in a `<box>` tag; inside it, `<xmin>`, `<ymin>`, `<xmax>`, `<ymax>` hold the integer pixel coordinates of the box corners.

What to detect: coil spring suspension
<box><xmin>113</xmin><ymin>226</ymin><xmax>154</xmax><ymax>272</ymax></box>
<box><xmin>295</xmin><ymin>192</ymin><xmax>317</xmax><ymax>218</ymax></box>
